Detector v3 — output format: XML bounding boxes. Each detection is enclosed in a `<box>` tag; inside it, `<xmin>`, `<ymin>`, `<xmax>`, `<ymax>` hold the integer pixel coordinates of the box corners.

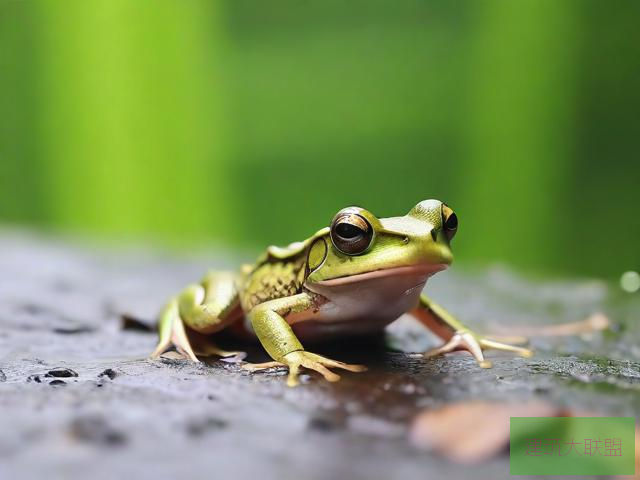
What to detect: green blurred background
<box><xmin>0</xmin><ymin>0</ymin><xmax>638</xmax><ymax>278</ymax></box>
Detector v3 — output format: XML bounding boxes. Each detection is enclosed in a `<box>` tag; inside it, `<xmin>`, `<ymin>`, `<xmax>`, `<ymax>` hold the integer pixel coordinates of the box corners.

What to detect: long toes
<box><xmin>304</xmin><ymin>353</ymin><xmax>367</xmax><ymax>373</ymax></box>
<box><xmin>460</xmin><ymin>332</ymin><xmax>486</xmax><ymax>364</ymax></box>
<box><xmin>149</xmin><ymin>344</ymin><xmax>169</xmax><ymax>360</ymax></box>
<box><xmin>423</xmin><ymin>343</ymin><xmax>457</xmax><ymax>358</ymax></box>
<box><xmin>423</xmin><ymin>333</ymin><xmax>494</xmax><ymax>368</ymax></box>
<box><xmin>480</xmin><ymin>339</ymin><xmax>534</xmax><ymax>357</ymax></box>
<box><xmin>241</xmin><ymin>361</ymin><xmax>284</xmax><ymax>372</ymax></box>
<box><xmin>306</xmin><ymin>362</ymin><xmax>340</xmax><ymax>383</ymax></box>
<box><xmin>423</xmin><ymin>335</ymin><xmax>462</xmax><ymax>358</ymax></box>
<box><xmin>338</xmin><ymin>363</ymin><xmax>367</xmax><ymax>373</ymax></box>
<box><xmin>176</xmin><ymin>347</ymin><xmax>201</xmax><ymax>363</ymax></box>
<box><xmin>423</xmin><ymin>348</ymin><xmax>445</xmax><ymax>359</ymax></box>
<box><xmin>322</xmin><ymin>359</ymin><xmax>367</xmax><ymax>373</ymax></box>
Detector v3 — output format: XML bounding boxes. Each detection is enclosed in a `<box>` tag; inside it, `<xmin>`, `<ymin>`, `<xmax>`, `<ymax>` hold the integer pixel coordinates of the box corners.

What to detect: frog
<box><xmin>150</xmin><ymin>199</ymin><xmax>532</xmax><ymax>387</ymax></box>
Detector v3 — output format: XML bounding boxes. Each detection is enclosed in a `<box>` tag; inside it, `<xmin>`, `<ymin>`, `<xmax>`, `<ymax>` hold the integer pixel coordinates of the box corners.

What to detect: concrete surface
<box><xmin>0</xmin><ymin>231</ymin><xmax>638</xmax><ymax>480</ymax></box>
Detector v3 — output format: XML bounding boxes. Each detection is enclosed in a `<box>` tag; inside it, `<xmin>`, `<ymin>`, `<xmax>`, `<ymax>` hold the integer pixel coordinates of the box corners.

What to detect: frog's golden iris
<box><xmin>330</xmin><ymin>209</ymin><xmax>373</xmax><ymax>255</ymax></box>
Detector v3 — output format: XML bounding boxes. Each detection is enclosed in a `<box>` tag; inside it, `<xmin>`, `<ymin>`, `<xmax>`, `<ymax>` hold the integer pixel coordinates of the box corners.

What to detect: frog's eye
<box><xmin>330</xmin><ymin>211</ymin><xmax>374</xmax><ymax>255</ymax></box>
<box><xmin>442</xmin><ymin>204</ymin><xmax>458</xmax><ymax>241</ymax></box>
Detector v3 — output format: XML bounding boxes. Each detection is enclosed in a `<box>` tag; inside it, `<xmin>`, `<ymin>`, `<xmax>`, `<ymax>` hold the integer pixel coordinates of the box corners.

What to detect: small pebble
<box><xmin>47</xmin><ymin>368</ymin><xmax>78</xmax><ymax>378</ymax></box>
<box><xmin>98</xmin><ymin>369</ymin><xmax>117</xmax><ymax>380</ymax></box>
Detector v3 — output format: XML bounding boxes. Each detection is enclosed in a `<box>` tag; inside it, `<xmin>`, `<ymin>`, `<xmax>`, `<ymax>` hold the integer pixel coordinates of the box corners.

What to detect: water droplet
<box><xmin>620</xmin><ymin>271</ymin><xmax>640</xmax><ymax>293</ymax></box>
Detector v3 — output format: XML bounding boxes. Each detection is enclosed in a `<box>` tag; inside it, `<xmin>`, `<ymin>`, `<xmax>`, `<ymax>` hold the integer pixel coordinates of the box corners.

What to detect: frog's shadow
<box><xmin>212</xmin><ymin>330</ymin><xmax>394</xmax><ymax>368</ymax></box>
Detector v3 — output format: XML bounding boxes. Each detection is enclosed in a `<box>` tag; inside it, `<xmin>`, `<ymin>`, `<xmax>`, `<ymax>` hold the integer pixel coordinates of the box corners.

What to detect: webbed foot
<box><xmin>242</xmin><ymin>351</ymin><xmax>367</xmax><ymax>387</ymax></box>
<box><xmin>423</xmin><ymin>330</ymin><xmax>533</xmax><ymax>368</ymax></box>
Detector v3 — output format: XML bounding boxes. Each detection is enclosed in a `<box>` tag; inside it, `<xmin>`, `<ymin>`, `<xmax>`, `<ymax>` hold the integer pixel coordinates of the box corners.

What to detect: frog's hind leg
<box><xmin>150</xmin><ymin>272</ymin><xmax>243</xmax><ymax>362</ymax></box>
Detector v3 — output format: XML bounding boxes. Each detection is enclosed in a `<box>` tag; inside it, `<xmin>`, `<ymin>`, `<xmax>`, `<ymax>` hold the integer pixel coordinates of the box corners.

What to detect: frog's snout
<box><xmin>431</xmin><ymin>244</ymin><xmax>453</xmax><ymax>265</ymax></box>
<box><xmin>427</xmin><ymin>233</ymin><xmax>454</xmax><ymax>266</ymax></box>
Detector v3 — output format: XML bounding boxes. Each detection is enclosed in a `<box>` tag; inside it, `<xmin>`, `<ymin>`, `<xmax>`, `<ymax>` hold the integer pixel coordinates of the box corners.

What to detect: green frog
<box><xmin>150</xmin><ymin>200</ymin><xmax>531</xmax><ymax>386</ymax></box>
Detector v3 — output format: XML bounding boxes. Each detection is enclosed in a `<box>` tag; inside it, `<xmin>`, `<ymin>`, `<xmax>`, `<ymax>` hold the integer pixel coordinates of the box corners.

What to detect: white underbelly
<box><xmin>235</xmin><ymin>265</ymin><xmax>441</xmax><ymax>342</ymax></box>
<box><xmin>290</xmin><ymin>271</ymin><xmax>428</xmax><ymax>341</ymax></box>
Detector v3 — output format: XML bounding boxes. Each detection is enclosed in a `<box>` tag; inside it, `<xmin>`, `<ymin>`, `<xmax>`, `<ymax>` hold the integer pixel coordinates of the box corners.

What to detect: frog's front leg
<box><xmin>150</xmin><ymin>272</ymin><xmax>242</xmax><ymax>362</ymax></box>
<box><xmin>410</xmin><ymin>294</ymin><xmax>532</xmax><ymax>368</ymax></box>
<box><xmin>242</xmin><ymin>293</ymin><xmax>366</xmax><ymax>387</ymax></box>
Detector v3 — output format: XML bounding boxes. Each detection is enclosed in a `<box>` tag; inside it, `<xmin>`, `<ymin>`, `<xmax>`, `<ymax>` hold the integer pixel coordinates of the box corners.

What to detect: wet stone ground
<box><xmin>0</xmin><ymin>231</ymin><xmax>638</xmax><ymax>480</ymax></box>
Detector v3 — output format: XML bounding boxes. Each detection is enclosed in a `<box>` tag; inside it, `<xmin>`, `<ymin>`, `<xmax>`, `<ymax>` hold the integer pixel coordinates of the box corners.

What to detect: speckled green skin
<box><xmin>151</xmin><ymin>200</ymin><xmax>532</xmax><ymax>386</ymax></box>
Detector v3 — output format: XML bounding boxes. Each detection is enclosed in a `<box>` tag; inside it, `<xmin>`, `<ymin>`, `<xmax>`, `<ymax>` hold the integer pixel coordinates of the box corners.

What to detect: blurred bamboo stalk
<box><xmin>459</xmin><ymin>0</ymin><xmax>578</xmax><ymax>270</ymax></box>
<box><xmin>36</xmin><ymin>0</ymin><xmax>231</xmax><ymax>240</ymax></box>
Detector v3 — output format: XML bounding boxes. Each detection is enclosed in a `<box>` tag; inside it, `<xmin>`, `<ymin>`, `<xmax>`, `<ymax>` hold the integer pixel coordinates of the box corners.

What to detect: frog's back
<box><xmin>238</xmin><ymin>243</ymin><xmax>309</xmax><ymax>313</ymax></box>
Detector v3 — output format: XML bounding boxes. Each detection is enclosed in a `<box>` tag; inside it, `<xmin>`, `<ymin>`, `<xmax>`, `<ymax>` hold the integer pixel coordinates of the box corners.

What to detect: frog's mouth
<box><xmin>311</xmin><ymin>263</ymin><xmax>448</xmax><ymax>287</ymax></box>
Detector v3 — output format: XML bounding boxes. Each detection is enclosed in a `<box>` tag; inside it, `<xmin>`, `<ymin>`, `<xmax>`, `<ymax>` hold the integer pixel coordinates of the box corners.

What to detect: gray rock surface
<box><xmin>0</xmin><ymin>231</ymin><xmax>638</xmax><ymax>480</ymax></box>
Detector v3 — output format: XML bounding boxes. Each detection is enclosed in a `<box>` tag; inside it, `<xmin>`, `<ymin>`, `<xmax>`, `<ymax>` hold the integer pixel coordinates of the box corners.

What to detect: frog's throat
<box><xmin>309</xmin><ymin>263</ymin><xmax>448</xmax><ymax>287</ymax></box>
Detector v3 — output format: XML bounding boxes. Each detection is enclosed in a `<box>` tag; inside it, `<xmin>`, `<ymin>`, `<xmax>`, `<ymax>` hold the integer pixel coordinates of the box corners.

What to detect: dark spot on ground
<box><xmin>49</xmin><ymin>379</ymin><xmax>67</xmax><ymax>386</ymax></box>
<box><xmin>98</xmin><ymin>369</ymin><xmax>117</xmax><ymax>380</ymax></box>
<box><xmin>307</xmin><ymin>412</ymin><xmax>346</xmax><ymax>432</ymax></box>
<box><xmin>0</xmin><ymin>370</ymin><xmax>5</xmax><ymax>382</ymax></box>
<box><xmin>53</xmin><ymin>325</ymin><xmax>95</xmax><ymax>335</ymax></box>
<box><xmin>46</xmin><ymin>368</ymin><xmax>78</xmax><ymax>378</ymax></box>
<box><xmin>27</xmin><ymin>374</ymin><xmax>42</xmax><ymax>383</ymax></box>
<box><xmin>19</xmin><ymin>303</ymin><xmax>46</xmax><ymax>315</ymax></box>
<box><xmin>185</xmin><ymin>417</ymin><xmax>228</xmax><ymax>437</ymax></box>
<box><xmin>69</xmin><ymin>415</ymin><xmax>127</xmax><ymax>446</ymax></box>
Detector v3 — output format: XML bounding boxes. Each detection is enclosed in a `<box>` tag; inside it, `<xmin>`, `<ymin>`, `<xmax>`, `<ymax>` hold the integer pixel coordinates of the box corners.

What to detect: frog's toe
<box><xmin>301</xmin><ymin>352</ymin><xmax>367</xmax><ymax>373</ymax></box>
<box><xmin>286</xmin><ymin>363</ymin><xmax>302</xmax><ymax>387</ymax></box>
<box><xmin>150</xmin><ymin>299</ymin><xmax>200</xmax><ymax>363</ymax></box>
<box><xmin>423</xmin><ymin>331</ymin><xmax>491</xmax><ymax>367</ymax></box>
<box><xmin>479</xmin><ymin>338</ymin><xmax>533</xmax><ymax>358</ymax></box>
<box><xmin>283</xmin><ymin>351</ymin><xmax>367</xmax><ymax>387</ymax></box>
<box><xmin>423</xmin><ymin>330</ymin><xmax>532</xmax><ymax>367</ymax></box>
<box><xmin>242</xmin><ymin>352</ymin><xmax>366</xmax><ymax>386</ymax></box>
<box><xmin>241</xmin><ymin>360</ymin><xmax>285</xmax><ymax>372</ymax></box>
<box><xmin>300</xmin><ymin>359</ymin><xmax>341</xmax><ymax>383</ymax></box>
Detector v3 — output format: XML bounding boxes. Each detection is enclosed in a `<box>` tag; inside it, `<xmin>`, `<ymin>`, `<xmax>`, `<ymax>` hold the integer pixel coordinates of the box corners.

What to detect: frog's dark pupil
<box><xmin>445</xmin><ymin>213</ymin><xmax>458</xmax><ymax>230</ymax></box>
<box><xmin>336</xmin><ymin>223</ymin><xmax>362</xmax><ymax>239</ymax></box>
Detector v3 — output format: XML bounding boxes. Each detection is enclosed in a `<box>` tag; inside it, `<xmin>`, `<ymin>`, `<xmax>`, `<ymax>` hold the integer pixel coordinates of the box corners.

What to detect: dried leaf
<box><xmin>409</xmin><ymin>401</ymin><xmax>562</xmax><ymax>464</ymax></box>
<box><xmin>617</xmin><ymin>428</ymin><xmax>640</xmax><ymax>480</ymax></box>
<box><xmin>411</xmin><ymin>400</ymin><xmax>639</xmax><ymax>471</ymax></box>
